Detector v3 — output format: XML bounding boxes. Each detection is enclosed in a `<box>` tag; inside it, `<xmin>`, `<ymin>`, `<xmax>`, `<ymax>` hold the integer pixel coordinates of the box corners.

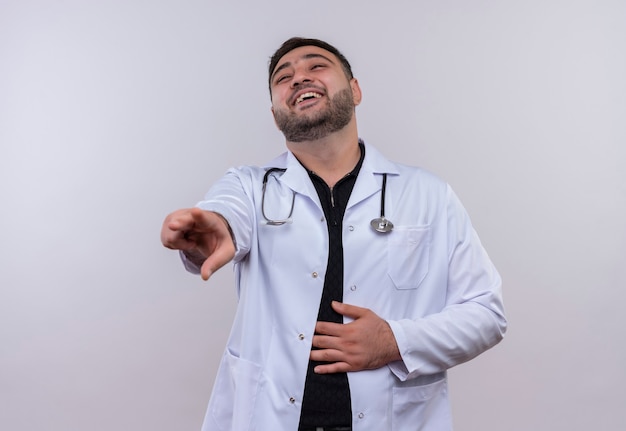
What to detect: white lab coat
<box><xmin>188</xmin><ymin>142</ymin><xmax>506</xmax><ymax>431</ymax></box>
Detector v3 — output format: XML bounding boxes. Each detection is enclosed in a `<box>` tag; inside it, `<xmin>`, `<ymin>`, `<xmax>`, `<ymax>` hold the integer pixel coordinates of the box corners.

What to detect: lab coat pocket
<box><xmin>391</xmin><ymin>379</ymin><xmax>452</xmax><ymax>431</ymax></box>
<box><xmin>387</xmin><ymin>226</ymin><xmax>431</xmax><ymax>289</ymax></box>
<box><xmin>210</xmin><ymin>350</ymin><xmax>262</xmax><ymax>430</ymax></box>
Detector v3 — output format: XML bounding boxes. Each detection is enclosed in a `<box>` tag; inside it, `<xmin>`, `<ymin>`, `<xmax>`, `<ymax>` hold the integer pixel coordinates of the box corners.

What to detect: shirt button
<box><xmin>312</xmin><ymin>272</ymin><xmax>318</xmax><ymax>278</ymax></box>
<box><xmin>289</xmin><ymin>397</ymin><xmax>296</xmax><ymax>404</ymax></box>
<box><xmin>348</xmin><ymin>225</ymin><xmax>354</xmax><ymax>231</ymax></box>
<box><xmin>358</xmin><ymin>412</ymin><xmax>365</xmax><ymax>419</ymax></box>
<box><xmin>350</xmin><ymin>285</ymin><xmax>357</xmax><ymax>291</ymax></box>
<box><xmin>298</xmin><ymin>333</ymin><xmax>305</xmax><ymax>340</ymax></box>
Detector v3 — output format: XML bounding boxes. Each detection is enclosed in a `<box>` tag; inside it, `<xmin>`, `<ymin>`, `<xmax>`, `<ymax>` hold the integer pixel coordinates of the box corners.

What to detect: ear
<box><xmin>350</xmin><ymin>78</ymin><xmax>362</xmax><ymax>106</ymax></box>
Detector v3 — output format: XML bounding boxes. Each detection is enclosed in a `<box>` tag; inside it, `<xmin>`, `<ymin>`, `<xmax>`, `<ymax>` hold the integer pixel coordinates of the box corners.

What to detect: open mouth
<box><xmin>294</xmin><ymin>91</ymin><xmax>323</xmax><ymax>105</ymax></box>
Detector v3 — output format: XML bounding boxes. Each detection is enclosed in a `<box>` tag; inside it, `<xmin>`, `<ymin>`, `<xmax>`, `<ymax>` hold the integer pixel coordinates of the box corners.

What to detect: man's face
<box><xmin>269</xmin><ymin>45</ymin><xmax>361</xmax><ymax>142</ymax></box>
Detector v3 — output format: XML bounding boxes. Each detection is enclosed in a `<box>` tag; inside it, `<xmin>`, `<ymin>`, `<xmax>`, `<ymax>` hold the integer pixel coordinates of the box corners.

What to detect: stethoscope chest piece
<box><xmin>370</xmin><ymin>173</ymin><xmax>394</xmax><ymax>234</ymax></box>
<box><xmin>370</xmin><ymin>217</ymin><xmax>394</xmax><ymax>233</ymax></box>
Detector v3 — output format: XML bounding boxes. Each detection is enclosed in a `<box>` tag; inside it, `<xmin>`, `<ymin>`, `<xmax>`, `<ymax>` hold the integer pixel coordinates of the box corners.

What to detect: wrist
<box><xmin>213</xmin><ymin>212</ymin><xmax>237</xmax><ymax>249</ymax></box>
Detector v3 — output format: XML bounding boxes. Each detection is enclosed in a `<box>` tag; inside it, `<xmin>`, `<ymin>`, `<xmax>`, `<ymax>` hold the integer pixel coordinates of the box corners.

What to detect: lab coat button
<box><xmin>312</xmin><ymin>272</ymin><xmax>318</xmax><ymax>278</ymax></box>
<box><xmin>289</xmin><ymin>397</ymin><xmax>296</xmax><ymax>404</ymax></box>
<box><xmin>298</xmin><ymin>333</ymin><xmax>305</xmax><ymax>340</ymax></box>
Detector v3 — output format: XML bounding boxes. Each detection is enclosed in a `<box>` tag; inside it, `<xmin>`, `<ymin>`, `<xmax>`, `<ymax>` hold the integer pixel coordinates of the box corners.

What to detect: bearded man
<box><xmin>161</xmin><ymin>37</ymin><xmax>507</xmax><ymax>431</ymax></box>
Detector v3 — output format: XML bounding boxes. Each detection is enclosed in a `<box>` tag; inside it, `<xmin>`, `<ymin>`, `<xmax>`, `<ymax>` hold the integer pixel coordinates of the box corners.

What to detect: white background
<box><xmin>1</xmin><ymin>0</ymin><xmax>625</xmax><ymax>430</ymax></box>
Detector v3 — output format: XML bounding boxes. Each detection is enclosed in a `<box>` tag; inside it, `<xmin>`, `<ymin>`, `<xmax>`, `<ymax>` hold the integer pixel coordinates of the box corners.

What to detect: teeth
<box><xmin>295</xmin><ymin>92</ymin><xmax>322</xmax><ymax>104</ymax></box>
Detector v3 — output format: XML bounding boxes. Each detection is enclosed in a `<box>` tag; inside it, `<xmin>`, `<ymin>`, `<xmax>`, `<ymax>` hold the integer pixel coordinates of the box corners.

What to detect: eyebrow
<box><xmin>271</xmin><ymin>53</ymin><xmax>336</xmax><ymax>83</ymax></box>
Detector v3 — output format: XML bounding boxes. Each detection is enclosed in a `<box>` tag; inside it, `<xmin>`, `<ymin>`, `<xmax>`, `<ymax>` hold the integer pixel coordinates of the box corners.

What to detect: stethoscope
<box><xmin>261</xmin><ymin>168</ymin><xmax>394</xmax><ymax>233</ymax></box>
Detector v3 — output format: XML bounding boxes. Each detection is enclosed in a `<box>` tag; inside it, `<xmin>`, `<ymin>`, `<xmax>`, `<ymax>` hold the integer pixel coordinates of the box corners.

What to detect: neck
<box><xmin>285</xmin><ymin>120</ymin><xmax>361</xmax><ymax>187</ymax></box>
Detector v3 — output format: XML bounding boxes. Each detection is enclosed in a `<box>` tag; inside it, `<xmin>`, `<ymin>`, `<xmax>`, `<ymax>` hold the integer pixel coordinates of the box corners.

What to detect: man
<box><xmin>161</xmin><ymin>37</ymin><xmax>506</xmax><ymax>431</ymax></box>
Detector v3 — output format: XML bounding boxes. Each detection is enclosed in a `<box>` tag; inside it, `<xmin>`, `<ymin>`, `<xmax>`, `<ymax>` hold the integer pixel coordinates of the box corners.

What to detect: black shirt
<box><xmin>298</xmin><ymin>143</ymin><xmax>365</xmax><ymax>429</ymax></box>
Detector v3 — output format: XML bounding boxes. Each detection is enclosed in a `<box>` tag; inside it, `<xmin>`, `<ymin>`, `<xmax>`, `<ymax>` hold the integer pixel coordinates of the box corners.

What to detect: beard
<box><xmin>273</xmin><ymin>87</ymin><xmax>355</xmax><ymax>142</ymax></box>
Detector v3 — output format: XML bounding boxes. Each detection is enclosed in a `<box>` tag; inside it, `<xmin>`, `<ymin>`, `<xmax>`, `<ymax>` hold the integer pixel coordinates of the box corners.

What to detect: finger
<box><xmin>312</xmin><ymin>334</ymin><xmax>339</xmax><ymax>350</ymax></box>
<box><xmin>162</xmin><ymin>210</ymin><xmax>196</xmax><ymax>247</ymax></box>
<box><xmin>190</xmin><ymin>207</ymin><xmax>226</xmax><ymax>232</ymax></box>
<box><xmin>166</xmin><ymin>210</ymin><xmax>196</xmax><ymax>232</ymax></box>
<box><xmin>199</xmin><ymin>240</ymin><xmax>236</xmax><ymax>281</ymax></box>
<box><xmin>189</xmin><ymin>207</ymin><xmax>209</xmax><ymax>227</ymax></box>
<box><xmin>313</xmin><ymin>361</ymin><xmax>351</xmax><ymax>374</ymax></box>
<box><xmin>331</xmin><ymin>301</ymin><xmax>368</xmax><ymax>319</ymax></box>
<box><xmin>162</xmin><ymin>223</ymin><xmax>194</xmax><ymax>249</ymax></box>
<box><xmin>167</xmin><ymin>218</ymin><xmax>191</xmax><ymax>233</ymax></box>
<box><xmin>200</xmin><ymin>253</ymin><xmax>227</xmax><ymax>280</ymax></box>
<box><xmin>314</xmin><ymin>321</ymin><xmax>344</xmax><ymax>337</ymax></box>
<box><xmin>168</xmin><ymin>209</ymin><xmax>213</xmax><ymax>236</ymax></box>
<box><xmin>163</xmin><ymin>236</ymin><xmax>197</xmax><ymax>251</ymax></box>
<box><xmin>310</xmin><ymin>347</ymin><xmax>343</xmax><ymax>363</ymax></box>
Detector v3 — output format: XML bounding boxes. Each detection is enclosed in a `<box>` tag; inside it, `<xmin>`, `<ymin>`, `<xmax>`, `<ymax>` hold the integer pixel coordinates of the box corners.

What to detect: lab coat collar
<box><xmin>262</xmin><ymin>140</ymin><xmax>400</xmax><ymax>205</ymax></box>
<box><xmin>350</xmin><ymin>142</ymin><xmax>399</xmax><ymax>209</ymax></box>
<box><xmin>262</xmin><ymin>151</ymin><xmax>316</xmax><ymax>198</ymax></box>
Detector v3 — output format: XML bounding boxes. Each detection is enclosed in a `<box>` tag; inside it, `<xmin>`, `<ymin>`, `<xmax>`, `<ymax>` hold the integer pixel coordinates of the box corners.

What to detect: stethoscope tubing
<box><xmin>261</xmin><ymin>168</ymin><xmax>393</xmax><ymax>233</ymax></box>
<box><xmin>370</xmin><ymin>173</ymin><xmax>394</xmax><ymax>233</ymax></box>
<box><xmin>261</xmin><ymin>168</ymin><xmax>294</xmax><ymax>226</ymax></box>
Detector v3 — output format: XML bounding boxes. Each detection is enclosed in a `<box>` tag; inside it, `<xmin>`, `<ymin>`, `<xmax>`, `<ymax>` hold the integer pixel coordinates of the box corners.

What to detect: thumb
<box><xmin>199</xmin><ymin>240</ymin><xmax>236</xmax><ymax>281</ymax></box>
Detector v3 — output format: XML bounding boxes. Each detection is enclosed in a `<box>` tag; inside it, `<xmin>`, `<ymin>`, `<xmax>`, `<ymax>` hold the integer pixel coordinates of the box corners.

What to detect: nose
<box><xmin>290</xmin><ymin>67</ymin><xmax>312</xmax><ymax>88</ymax></box>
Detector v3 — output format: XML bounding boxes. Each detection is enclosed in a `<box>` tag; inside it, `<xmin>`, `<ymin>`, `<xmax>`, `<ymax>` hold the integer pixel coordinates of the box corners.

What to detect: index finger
<box><xmin>330</xmin><ymin>301</ymin><xmax>368</xmax><ymax>319</ymax></box>
<box><xmin>168</xmin><ymin>208</ymin><xmax>220</xmax><ymax>238</ymax></box>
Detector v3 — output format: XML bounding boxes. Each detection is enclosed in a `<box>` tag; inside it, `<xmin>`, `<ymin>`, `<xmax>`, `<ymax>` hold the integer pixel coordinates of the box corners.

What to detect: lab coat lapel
<box><xmin>347</xmin><ymin>143</ymin><xmax>399</xmax><ymax>209</ymax></box>
<box><xmin>263</xmin><ymin>151</ymin><xmax>320</xmax><ymax>205</ymax></box>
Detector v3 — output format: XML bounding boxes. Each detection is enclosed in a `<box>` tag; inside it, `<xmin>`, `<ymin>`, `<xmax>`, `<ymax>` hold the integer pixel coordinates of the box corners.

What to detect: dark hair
<box><xmin>268</xmin><ymin>37</ymin><xmax>354</xmax><ymax>93</ymax></box>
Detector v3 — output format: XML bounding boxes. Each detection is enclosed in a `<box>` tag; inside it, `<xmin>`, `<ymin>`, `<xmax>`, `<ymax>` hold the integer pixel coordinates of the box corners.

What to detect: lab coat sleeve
<box><xmin>387</xmin><ymin>185</ymin><xmax>507</xmax><ymax>381</ymax></box>
<box><xmin>179</xmin><ymin>167</ymin><xmax>255</xmax><ymax>273</ymax></box>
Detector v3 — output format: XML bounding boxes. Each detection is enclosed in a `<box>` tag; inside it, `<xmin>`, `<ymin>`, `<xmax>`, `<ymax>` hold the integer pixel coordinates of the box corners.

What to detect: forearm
<box><xmin>195</xmin><ymin>169</ymin><xmax>254</xmax><ymax>260</ymax></box>
<box><xmin>387</xmin><ymin>294</ymin><xmax>506</xmax><ymax>380</ymax></box>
